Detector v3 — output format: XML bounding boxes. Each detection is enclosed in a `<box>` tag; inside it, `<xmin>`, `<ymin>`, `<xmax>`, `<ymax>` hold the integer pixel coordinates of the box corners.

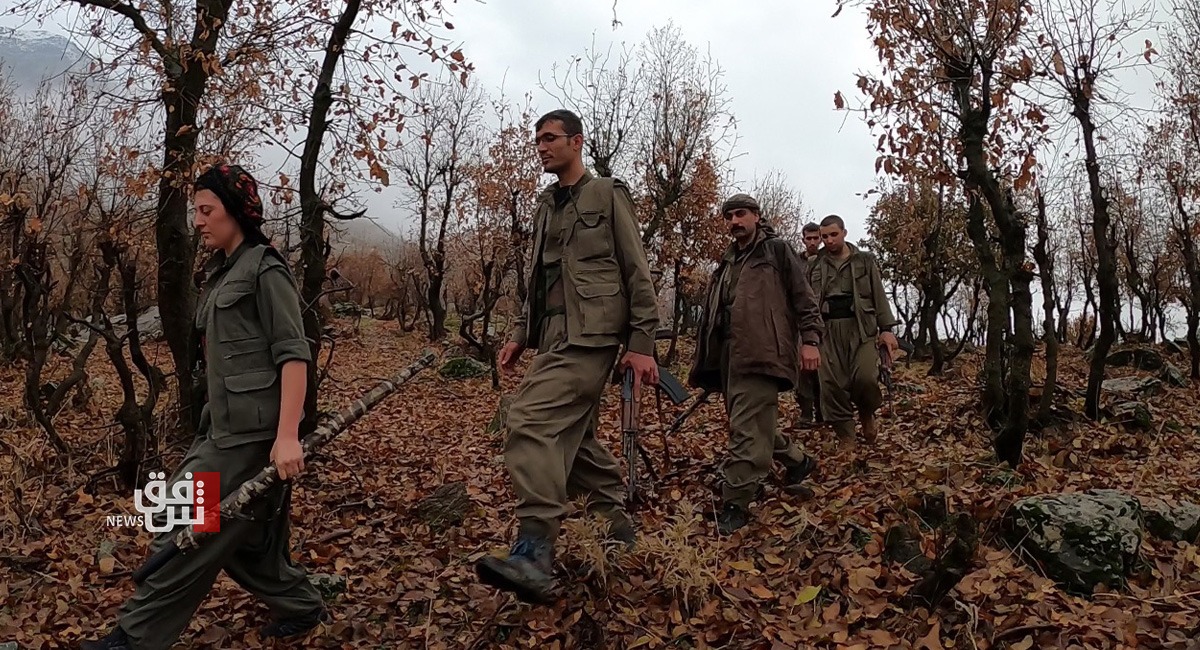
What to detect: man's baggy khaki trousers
<box><xmin>718</xmin><ymin>349</ymin><xmax>808</xmax><ymax>508</ymax></box>
<box><xmin>504</xmin><ymin>314</ymin><xmax>625</xmax><ymax>541</ymax></box>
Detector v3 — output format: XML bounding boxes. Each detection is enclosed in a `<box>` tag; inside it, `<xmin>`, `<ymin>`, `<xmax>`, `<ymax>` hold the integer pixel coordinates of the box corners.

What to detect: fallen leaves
<box><xmin>1</xmin><ymin>323</ymin><xmax>1199</xmax><ymax>648</ymax></box>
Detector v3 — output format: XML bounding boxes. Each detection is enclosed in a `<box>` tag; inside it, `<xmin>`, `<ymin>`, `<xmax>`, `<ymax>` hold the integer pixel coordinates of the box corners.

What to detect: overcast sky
<box><xmin>0</xmin><ymin>0</ymin><xmax>1169</xmax><ymax>245</ymax></box>
<box><xmin>437</xmin><ymin>0</ymin><xmax>882</xmax><ymax>238</ymax></box>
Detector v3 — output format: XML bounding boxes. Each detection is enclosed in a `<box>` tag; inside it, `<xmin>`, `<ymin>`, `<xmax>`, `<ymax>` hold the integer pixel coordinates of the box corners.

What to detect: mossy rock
<box><xmin>1004</xmin><ymin>489</ymin><xmax>1142</xmax><ymax>596</ymax></box>
<box><xmin>307</xmin><ymin>573</ymin><xmax>347</xmax><ymax>600</ymax></box>
<box><xmin>438</xmin><ymin>356</ymin><xmax>489</xmax><ymax>380</ymax></box>
<box><xmin>1142</xmin><ymin>497</ymin><xmax>1200</xmax><ymax>544</ymax></box>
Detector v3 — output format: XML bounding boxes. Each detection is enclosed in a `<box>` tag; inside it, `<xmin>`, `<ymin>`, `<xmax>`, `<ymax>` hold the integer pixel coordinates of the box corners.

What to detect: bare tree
<box><xmin>751</xmin><ymin>168</ymin><xmax>810</xmax><ymax>242</ymax></box>
<box><xmin>394</xmin><ymin>80</ymin><xmax>486</xmax><ymax>341</ymax></box>
<box><xmin>637</xmin><ymin>22</ymin><xmax>737</xmax><ymax>252</ymax></box>
<box><xmin>540</xmin><ymin>35</ymin><xmax>646</xmax><ymax>178</ymax></box>
<box><xmin>1031</xmin><ymin>0</ymin><xmax>1154</xmax><ymax>418</ymax></box>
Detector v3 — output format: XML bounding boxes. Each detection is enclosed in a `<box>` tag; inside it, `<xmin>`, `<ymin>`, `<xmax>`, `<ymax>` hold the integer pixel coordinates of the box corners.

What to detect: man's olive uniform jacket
<box><xmin>509</xmin><ymin>172</ymin><xmax>659</xmax><ymax>356</ymax></box>
<box><xmin>807</xmin><ymin>242</ymin><xmax>899</xmax><ymax>340</ymax></box>
<box><xmin>689</xmin><ymin>226</ymin><xmax>824</xmax><ymax>392</ymax></box>
<box><xmin>196</xmin><ymin>243</ymin><xmax>312</xmax><ymax>449</ymax></box>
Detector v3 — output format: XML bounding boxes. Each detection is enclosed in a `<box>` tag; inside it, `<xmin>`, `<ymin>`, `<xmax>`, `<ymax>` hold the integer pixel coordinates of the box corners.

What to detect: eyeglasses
<box><xmin>534</xmin><ymin>132</ymin><xmax>578</xmax><ymax>146</ymax></box>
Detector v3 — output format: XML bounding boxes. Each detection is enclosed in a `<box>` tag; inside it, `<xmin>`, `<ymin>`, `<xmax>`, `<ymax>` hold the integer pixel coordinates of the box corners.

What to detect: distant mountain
<box><xmin>0</xmin><ymin>28</ymin><xmax>89</xmax><ymax>92</ymax></box>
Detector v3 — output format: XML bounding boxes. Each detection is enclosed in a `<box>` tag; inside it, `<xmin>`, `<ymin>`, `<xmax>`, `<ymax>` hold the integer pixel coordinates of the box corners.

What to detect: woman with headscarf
<box><xmin>83</xmin><ymin>164</ymin><xmax>327</xmax><ymax>649</ymax></box>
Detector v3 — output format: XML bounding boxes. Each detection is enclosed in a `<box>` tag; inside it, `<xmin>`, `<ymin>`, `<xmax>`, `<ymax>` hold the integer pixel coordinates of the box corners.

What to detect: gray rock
<box><xmin>1102</xmin><ymin>376</ymin><xmax>1162</xmax><ymax>399</ymax></box>
<box><xmin>1107</xmin><ymin>401</ymin><xmax>1152</xmax><ymax>430</ymax></box>
<box><xmin>1164</xmin><ymin>339</ymin><xmax>1186</xmax><ymax>356</ymax></box>
<box><xmin>1106</xmin><ymin>347</ymin><xmax>1164</xmax><ymax>371</ymax></box>
<box><xmin>308</xmin><ymin>573</ymin><xmax>347</xmax><ymax>599</ymax></box>
<box><xmin>0</xmin><ymin>641</ymin><xmax>18</xmax><ymax>650</ymax></box>
<box><xmin>1005</xmin><ymin>489</ymin><xmax>1142</xmax><ymax>595</ymax></box>
<box><xmin>1141</xmin><ymin>498</ymin><xmax>1200</xmax><ymax>544</ymax></box>
<box><xmin>895</xmin><ymin>381</ymin><xmax>927</xmax><ymax>394</ymax></box>
<box><xmin>486</xmin><ymin>394</ymin><xmax>514</xmax><ymax>435</ymax></box>
<box><xmin>1158</xmin><ymin>363</ymin><xmax>1188</xmax><ymax>388</ymax></box>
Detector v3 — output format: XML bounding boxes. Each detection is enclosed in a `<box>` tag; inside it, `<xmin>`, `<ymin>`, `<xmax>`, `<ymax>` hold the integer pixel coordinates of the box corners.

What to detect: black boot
<box><xmin>261</xmin><ymin>605</ymin><xmax>329</xmax><ymax>638</ymax></box>
<box><xmin>476</xmin><ymin>533</ymin><xmax>557</xmax><ymax>604</ymax></box>
<box><xmin>716</xmin><ymin>502</ymin><xmax>750</xmax><ymax>535</ymax></box>
<box><xmin>80</xmin><ymin>626</ymin><xmax>131</xmax><ymax>650</ymax></box>
<box><xmin>606</xmin><ymin>518</ymin><xmax>637</xmax><ymax>550</ymax></box>
<box><xmin>783</xmin><ymin>455</ymin><xmax>818</xmax><ymax>497</ymax></box>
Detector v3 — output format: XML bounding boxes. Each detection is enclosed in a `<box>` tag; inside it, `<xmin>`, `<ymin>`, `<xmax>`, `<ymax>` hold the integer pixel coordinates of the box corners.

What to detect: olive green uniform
<box><xmin>794</xmin><ymin>251</ymin><xmax>821</xmax><ymax>423</ymax></box>
<box><xmin>504</xmin><ymin>172</ymin><xmax>659</xmax><ymax>543</ymax></box>
<box><xmin>712</xmin><ymin>234</ymin><xmax>811</xmax><ymax>509</ymax></box>
<box><xmin>118</xmin><ymin>243</ymin><xmax>323</xmax><ymax>650</ymax></box>
<box><xmin>809</xmin><ymin>244</ymin><xmax>898</xmax><ymax>435</ymax></box>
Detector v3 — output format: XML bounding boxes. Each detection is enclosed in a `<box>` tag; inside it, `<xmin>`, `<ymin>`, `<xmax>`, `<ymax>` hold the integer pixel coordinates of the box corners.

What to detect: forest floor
<box><xmin>2</xmin><ymin>316</ymin><xmax>1199</xmax><ymax>649</ymax></box>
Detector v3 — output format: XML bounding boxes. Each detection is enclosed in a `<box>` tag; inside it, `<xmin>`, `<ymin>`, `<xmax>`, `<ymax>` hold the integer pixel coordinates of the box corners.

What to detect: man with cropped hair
<box><xmin>809</xmin><ymin>214</ymin><xmax>899</xmax><ymax>448</ymax></box>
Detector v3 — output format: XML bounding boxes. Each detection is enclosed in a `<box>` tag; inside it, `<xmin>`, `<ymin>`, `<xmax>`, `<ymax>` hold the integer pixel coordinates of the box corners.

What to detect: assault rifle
<box><xmin>620</xmin><ymin>364</ymin><xmax>691</xmax><ymax>510</ymax></box>
<box><xmin>131</xmin><ymin>350</ymin><xmax>437</xmax><ymax>585</ymax></box>
<box><xmin>879</xmin><ymin>338</ymin><xmax>915</xmax><ymax>415</ymax></box>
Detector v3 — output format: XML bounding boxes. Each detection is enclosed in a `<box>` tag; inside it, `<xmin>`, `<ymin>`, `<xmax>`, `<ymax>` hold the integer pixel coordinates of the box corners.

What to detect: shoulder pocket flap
<box><xmin>749</xmin><ymin>257</ymin><xmax>777</xmax><ymax>269</ymax></box>
<box><xmin>577</xmin><ymin>210</ymin><xmax>605</xmax><ymax>228</ymax></box>
<box><xmin>224</xmin><ymin>370</ymin><xmax>277</xmax><ymax>393</ymax></box>
<box><xmin>853</xmin><ymin>263</ymin><xmax>870</xmax><ymax>278</ymax></box>
<box><xmin>215</xmin><ymin>283</ymin><xmax>256</xmax><ymax>308</ymax></box>
<box><xmin>576</xmin><ymin>282</ymin><xmax>620</xmax><ymax>298</ymax></box>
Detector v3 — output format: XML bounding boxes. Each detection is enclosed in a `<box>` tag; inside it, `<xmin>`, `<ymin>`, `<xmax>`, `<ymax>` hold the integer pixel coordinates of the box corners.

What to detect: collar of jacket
<box><xmin>818</xmin><ymin>241</ymin><xmax>864</xmax><ymax>264</ymax></box>
<box><xmin>538</xmin><ymin>170</ymin><xmax>596</xmax><ymax>205</ymax></box>
<box><xmin>204</xmin><ymin>240</ymin><xmax>253</xmax><ymax>277</ymax></box>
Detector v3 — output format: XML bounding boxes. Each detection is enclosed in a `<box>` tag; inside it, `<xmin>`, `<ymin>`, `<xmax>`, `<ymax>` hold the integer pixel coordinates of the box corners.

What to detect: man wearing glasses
<box><xmin>476</xmin><ymin>109</ymin><xmax>660</xmax><ymax>604</ymax></box>
<box><xmin>688</xmin><ymin>194</ymin><xmax>824</xmax><ymax>535</ymax></box>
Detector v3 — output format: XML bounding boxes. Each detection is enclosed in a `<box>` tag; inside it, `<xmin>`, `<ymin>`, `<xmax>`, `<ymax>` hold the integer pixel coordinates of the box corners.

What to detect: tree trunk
<box><xmin>157</xmin><ymin>0</ymin><xmax>235</xmax><ymax>439</ymax></box>
<box><xmin>964</xmin><ymin>191</ymin><xmax>1007</xmax><ymax>427</ymax></box>
<box><xmin>298</xmin><ymin>0</ymin><xmax>363</xmax><ymax>437</ymax></box>
<box><xmin>1076</xmin><ymin>104</ymin><xmax>1118</xmax><ymax>420</ymax></box>
<box><xmin>1033</xmin><ymin>191</ymin><xmax>1058</xmax><ymax>423</ymax></box>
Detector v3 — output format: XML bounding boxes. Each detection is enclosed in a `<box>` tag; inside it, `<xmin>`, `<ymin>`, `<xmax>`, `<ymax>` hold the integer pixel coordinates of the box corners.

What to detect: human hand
<box><xmin>498</xmin><ymin>341</ymin><xmax>526</xmax><ymax>373</ymax></box>
<box><xmin>799</xmin><ymin>344</ymin><xmax>821</xmax><ymax>372</ymax></box>
<box><xmin>878</xmin><ymin>332</ymin><xmax>899</xmax><ymax>366</ymax></box>
<box><xmin>271</xmin><ymin>435</ymin><xmax>305</xmax><ymax>480</ymax></box>
<box><xmin>619</xmin><ymin>351</ymin><xmax>659</xmax><ymax>390</ymax></box>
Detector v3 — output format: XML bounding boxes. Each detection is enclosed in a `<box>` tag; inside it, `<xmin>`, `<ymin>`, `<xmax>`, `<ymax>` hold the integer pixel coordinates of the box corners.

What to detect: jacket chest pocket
<box><xmin>852</xmin><ymin>264</ymin><xmax>874</xmax><ymax>303</ymax></box>
<box><xmin>569</xmin><ymin>211</ymin><xmax>614</xmax><ymax>262</ymax></box>
<box><xmin>223</xmin><ymin>369</ymin><xmax>281</xmax><ymax>435</ymax></box>
<box><xmin>212</xmin><ymin>281</ymin><xmax>258</xmax><ymax>343</ymax></box>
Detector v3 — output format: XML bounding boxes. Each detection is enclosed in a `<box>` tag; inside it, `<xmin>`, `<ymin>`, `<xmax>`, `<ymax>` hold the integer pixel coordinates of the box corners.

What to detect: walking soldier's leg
<box><xmin>479</xmin><ymin>314</ymin><xmax>619</xmax><ymax>602</ymax></box>
<box><xmin>849</xmin><ymin>339</ymin><xmax>884</xmax><ymax>442</ymax></box>
<box><xmin>115</xmin><ymin>438</ymin><xmax>302</xmax><ymax>650</ymax></box>
<box><xmin>819</xmin><ymin>320</ymin><xmax>860</xmax><ymax>446</ymax></box>
<box><xmin>566</xmin><ymin>407</ymin><xmax>633</xmax><ymax>540</ymax></box>
<box><xmin>719</xmin><ymin>373</ymin><xmax>779</xmax><ymax>512</ymax></box>
<box><xmin>225</xmin><ymin>484</ymin><xmax>326</xmax><ymax>637</ymax></box>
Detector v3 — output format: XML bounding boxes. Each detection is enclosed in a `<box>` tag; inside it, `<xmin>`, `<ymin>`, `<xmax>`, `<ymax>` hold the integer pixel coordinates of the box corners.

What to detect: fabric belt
<box><xmin>823</xmin><ymin>294</ymin><xmax>855</xmax><ymax>320</ymax></box>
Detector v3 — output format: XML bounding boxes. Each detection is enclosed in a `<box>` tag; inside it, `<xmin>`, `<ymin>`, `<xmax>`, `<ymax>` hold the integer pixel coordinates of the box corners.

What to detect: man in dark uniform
<box><xmin>689</xmin><ymin>194</ymin><xmax>824</xmax><ymax>534</ymax></box>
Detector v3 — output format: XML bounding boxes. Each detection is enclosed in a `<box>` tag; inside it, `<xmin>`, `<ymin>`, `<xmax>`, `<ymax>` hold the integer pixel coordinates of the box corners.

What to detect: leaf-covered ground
<box><xmin>2</xmin><ymin>318</ymin><xmax>1199</xmax><ymax>649</ymax></box>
